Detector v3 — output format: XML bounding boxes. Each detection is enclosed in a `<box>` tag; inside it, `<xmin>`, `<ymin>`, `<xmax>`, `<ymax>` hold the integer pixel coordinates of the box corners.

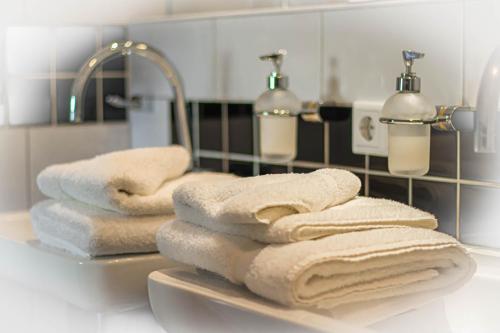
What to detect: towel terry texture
<box><xmin>157</xmin><ymin>220</ymin><xmax>475</xmax><ymax>309</ymax></box>
<box><xmin>37</xmin><ymin>145</ymin><xmax>194</xmax><ymax>215</ymax></box>
<box><xmin>172</xmin><ymin>168</ymin><xmax>362</xmax><ymax>225</ymax></box>
<box><xmin>174</xmin><ymin>196</ymin><xmax>438</xmax><ymax>243</ymax></box>
<box><xmin>31</xmin><ymin>199</ymin><xmax>174</xmax><ymax>257</ymax></box>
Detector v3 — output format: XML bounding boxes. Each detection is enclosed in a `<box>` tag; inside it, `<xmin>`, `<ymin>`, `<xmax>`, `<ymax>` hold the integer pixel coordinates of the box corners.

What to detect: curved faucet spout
<box><xmin>69</xmin><ymin>40</ymin><xmax>192</xmax><ymax>155</ymax></box>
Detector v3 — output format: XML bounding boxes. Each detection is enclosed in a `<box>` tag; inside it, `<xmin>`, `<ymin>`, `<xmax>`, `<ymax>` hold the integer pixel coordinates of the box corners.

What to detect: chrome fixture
<box><xmin>69</xmin><ymin>40</ymin><xmax>192</xmax><ymax>154</ymax></box>
<box><xmin>105</xmin><ymin>95</ymin><xmax>142</xmax><ymax>109</ymax></box>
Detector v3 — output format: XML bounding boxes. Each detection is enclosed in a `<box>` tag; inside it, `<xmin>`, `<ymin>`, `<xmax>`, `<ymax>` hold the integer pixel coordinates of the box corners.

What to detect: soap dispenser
<box><xmin>254</xmin><ymin>50</ymin><xmax>301</xmax><ymax>162</ymax></box>
<box><xmin>381</xmin><ymin>50</ymin><xmax>436</xmax><ymax>176</ymax></box>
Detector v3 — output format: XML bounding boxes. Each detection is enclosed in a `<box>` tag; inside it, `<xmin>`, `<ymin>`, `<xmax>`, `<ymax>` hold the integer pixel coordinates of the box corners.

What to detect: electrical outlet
<box><xmin>352</xmin><ymin>101</ymin><xmax>388</xmax><ymax>157</ymax></box>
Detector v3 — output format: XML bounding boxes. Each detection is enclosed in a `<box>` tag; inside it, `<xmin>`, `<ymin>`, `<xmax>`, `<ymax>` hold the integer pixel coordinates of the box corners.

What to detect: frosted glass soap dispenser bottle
<box><xmin>381</xmin><ymin>50</ymin><xmax>436</xmax><ymax>176</ymax></box>
<box><xmin>254</xmin><ymin>50</ymin><xmax>301</xmax><ymax>162</ymax></box>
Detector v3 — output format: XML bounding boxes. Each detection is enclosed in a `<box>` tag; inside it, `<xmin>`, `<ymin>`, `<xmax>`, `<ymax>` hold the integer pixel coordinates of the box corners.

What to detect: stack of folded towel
<box><xmin>30</xmin><ymin>145</ymin><xmax>233</xmax><ymax>257</ymax></box>
<box><xmin>157</xmin><ymin>168</ymin><xmax>476</xmax><ymax>319</ymax></box>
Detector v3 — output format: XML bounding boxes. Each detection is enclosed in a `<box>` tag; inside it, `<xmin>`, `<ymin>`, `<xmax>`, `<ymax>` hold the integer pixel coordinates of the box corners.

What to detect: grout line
<box><xmin>197</xmin><ymin>149</ymin><xmax>500</xmax><ymax>189</ymax></box>
<box><xmin>456</xmin><ymin>131</ymin><xmax>461</xmax><ymax>240</ymax></box>
<box><xmin>96</xmin><ymin>26</ymin><xmax>104</xmax><ymax>123</ymax></box>
<box><xmin>408</xmin><ymin>177</ymin><xmax>413</xmax><ymax>206</ymax></box>
<box><xmin>458</xmin><ymin>178</ymin><xmax>500</xmax><ymax>189</ymax></box>
<box><xmin>192</xmin><ymin>101</ymin><xmax>200</xmax><ymax>167</ymax></box>
<box><xmin>130</xmin><ymin>0</ymin><xmax>458</xmax><ymax>25</ymax></box>
<box><xmin>364</xmin><ymin>155</ymin><xmax>370</xmax><ymax>197</ymax></box>
<box><xmin>319</xmin><ymin>12</ymin><xmax>325</xmax><ymax>100</ymax></box>
<box><xmin>252</xmin><ymin>113</ymin><xmax>260</xmax><ymax>176</ymax></box>
<box><xmin>461</xmin><ymin>0</ymin><xmax>467</xmax><ymax>106</ymax></box>
<box><xmin>124</xmin><ymin>26</ymin><xmax>132</xmax><ymax>147</ymax></box>
<box><xmin>221</xmin><ymin>102</ymin><xmax>229</xmax><ymax>172</ymax></box>
<box><xmin>323</xmin><ymin>122</ymin><xmax>330</xmax><ymax>165</ymax></box>
<box><xmin>7</xmin><ymin>71</ymin><xmax>128</xmax><ymax>80</ymax></box>
<box><xmin>49</xmin><ymin>27</ymin><xmax>57</xmax><ymax>125</ymax></box>
<box><xmin>199</xmin><ymin>150</ymin><xmax>364</xmax><ymax>172</ymax></box>
<box><xmin>1</xmin><ymin>28</ymin><xmax>9</xmax><ymax>127</ymax></box>
<box><xmin>25</xmin><ymin>129</ymin><xmax>32</xmax><ymax>208</ymax></box>
<box><xmin>213</xmin><ymin>19</ymin><xmax>221</xmax><ymax>100</ymax></box>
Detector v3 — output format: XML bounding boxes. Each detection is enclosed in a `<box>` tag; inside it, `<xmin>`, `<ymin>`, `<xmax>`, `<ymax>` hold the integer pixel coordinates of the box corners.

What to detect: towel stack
<box><xmin>30</xmin><ymin>146</ymin><xmax>233</xmax><ymax>257</ymax></box>
<box><xmin>157</xmin><ymin>168</ymin><xmax>476</xmax><ymax>319</ymax></box>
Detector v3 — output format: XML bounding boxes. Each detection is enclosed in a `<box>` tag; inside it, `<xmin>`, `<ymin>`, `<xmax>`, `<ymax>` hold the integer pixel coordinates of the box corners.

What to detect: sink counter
<box><xmin>0</xmin><ymin>211</ymin><xmax>173</xmax><ymax>312</ymax></box>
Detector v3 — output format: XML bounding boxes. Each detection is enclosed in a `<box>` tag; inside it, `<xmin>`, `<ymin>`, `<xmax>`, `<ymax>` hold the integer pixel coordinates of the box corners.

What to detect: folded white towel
<box><xmin>173</xmin><ymin>168</ymin><xmax>361</xmax><ymax>225</ymax></box>
<box><xmin>175</xmin><ymin>196</ymin><xmax>437</xmax><ymax>243</ymax></box>
<box><xmin>31</xmin><ymin>199</ymin><xmax>174</xmax><ymax>257</ymax></box>
<box><xmin>37</xmin><ymin>145</ymin><xmax>231</xmax><ymax>215</ymax></box>
<box><xmin>157</xmin><ymin>220</ymin><xmax>475</xmax><ymax>310</ymax></box>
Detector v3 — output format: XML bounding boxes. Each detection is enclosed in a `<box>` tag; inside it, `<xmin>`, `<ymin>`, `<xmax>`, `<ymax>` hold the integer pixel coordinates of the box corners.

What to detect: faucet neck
<box><xmin>69</xmin><ymin>41</ymin><xmax>192</xmax><ymax>156</ymax></box>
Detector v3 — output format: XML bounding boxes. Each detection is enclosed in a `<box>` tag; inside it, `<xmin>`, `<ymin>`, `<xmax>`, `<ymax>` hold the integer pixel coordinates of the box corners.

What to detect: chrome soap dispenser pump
<box><xmin>381</xmin><ymin>50</ymin><xmax>436</xmax><ymax>176</ymax></box>
<box><xmin>254</xmin><ymin>49</ymin><xmax>301</xmax><ymax>162</ymax></box>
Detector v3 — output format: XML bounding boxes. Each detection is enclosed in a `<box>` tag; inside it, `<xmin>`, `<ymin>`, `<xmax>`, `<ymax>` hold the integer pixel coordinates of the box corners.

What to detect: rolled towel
<box><xmin>37</xmin><ymin>145</ymin><xmax>232</xmax><ymax>215</ymax></box>
<box><xmin>157</xmin><ymin>220</ymin><xmax>475</xmax><ymax>310</ymax></box>
<box><xmin>175</xmin><ymin>196</ymin><xmax>437</xmax><ymax>243</ymax></box>
<box><xmin>31</xmin><ymin>199</ymin><xmax>174</xmax><ymax>257</ymax></box>
<box><xmin>173</xmin><ymin>168</ymin><xmax>361</xmax><ymax>225</ymax></box>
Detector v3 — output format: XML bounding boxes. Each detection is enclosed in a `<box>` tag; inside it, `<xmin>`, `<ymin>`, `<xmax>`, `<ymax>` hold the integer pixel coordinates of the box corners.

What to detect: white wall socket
<box><xmin>352</xmin><ymin>101</ymin><xmax>388</xmax><ymax>157</ymax></box>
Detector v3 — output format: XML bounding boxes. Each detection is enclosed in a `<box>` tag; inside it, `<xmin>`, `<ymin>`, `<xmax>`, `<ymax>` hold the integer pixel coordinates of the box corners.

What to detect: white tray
<box><xmin>148</xmin><ymin>256</ymin><xmax>500</xmax><ymax>333</ymax></box>
<box><xmin>148</xmin><ymin>266</ymin><xmax>373</xmax><ymax>333</ymax></box>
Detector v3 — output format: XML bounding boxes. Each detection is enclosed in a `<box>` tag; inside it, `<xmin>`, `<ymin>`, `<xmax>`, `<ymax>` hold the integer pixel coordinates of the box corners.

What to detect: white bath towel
<box><xmin>37</xmin><ymin>145</ymin><xmax>232</xmax><ymax>215</ymax></box>
<box><xmin>31</xmin><ymin>199</ymin><xmax>174</xmax><ymax>257</ymax></box>
<box><xmin>173</xmin><ymin>168</ymin><xmax>361</xmax><ymax>225</ymax></box>
<box><xmin>157</xmin><ymin>220</ymin><xmax>475</xmax><ymax>310</ymax></box>
<box><xmin>175</xmin><ymin>196</ymin><xmax>437</xmax><ymax>243</ymax></box>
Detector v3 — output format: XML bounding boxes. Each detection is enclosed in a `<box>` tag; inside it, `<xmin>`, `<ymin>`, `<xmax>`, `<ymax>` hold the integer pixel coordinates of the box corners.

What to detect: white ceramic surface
<box><xmin>0</xmin><ymin>275</ymin><xmax>164</xmax><ymax>333</ymax></box>
<box><xmin>148</xmin><ymin>266</ymin><xmax>370</xmax><ymax>333</ymax></box>
<box><xmin>28</xmin><ymin>123</ymin><xmax>130</xmax><ymax>205</ymax></box>
<box><xmin>168</xmin><ymin>0</ymin><xmax>281</xmax><ymax>14</ymax></box>
<box><xmin>8</xmin><ymin>78</ymin><xmax>51</xmax><ymax>125</ymax></box>
<box><xmin>6</xmin><ymin>26</ymin><xmax>51</xmax><ymax>74</ymax></box>
<box><xmin>215</xmin><ymin>12</ymin><xmax>321</xmax><ymax>101</ymax></box>
<box><xmin>0</xmin><ymin>128</ymin><xmax>29</xmax><ymax>212</ymax></box>
<box><xmin>321</xmin><ymin>1</ymin><xmax>462</xmax><ymax>105</ymax></box>
<box><xmin>464</xmin><ymin>0</ymin><xmax>500</xmax><ymax>106</ymax></box>
<box><xmin>148</xmin><ymin>251</ymin><xmax>500</xmax><ymax>333</ymax></box>
<box><xmin>0</xmin><ymin>211</ymin><xmax>173</xmax><ymax>312</ymax></box>
<box><xmin>55</xmin><ymin>26</ymin><xmax>97</xmax><ymax>72</ymax></box>
<box><xmin>128</xmin><ymin>19</ymin><xmax>217</xmax><ymax>100</ymax></box>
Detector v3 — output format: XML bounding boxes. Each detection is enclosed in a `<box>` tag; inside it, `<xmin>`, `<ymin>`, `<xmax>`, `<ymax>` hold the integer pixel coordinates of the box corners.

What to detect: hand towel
<box><xmin>37</xmin><ymin>145</ymin><xmax>232</xmax><ymax>215</ymax></box>
<box><xmin>173</xmin><ymin>168</ymin><xmax>361</xmax><ymax>225</ymax></box>
<box><xmin>175</xmin><ymin>196</ymin><xmax>437</xmax><ymax>243</ymax></box>
<box><xmin>157</xmin><ymin>220</ymin><xmax>475</xmax><ymax>310</ymax></box>
<box><xmin>31</xmin><ymin>199</ymin><xmax>174</xmax><ymax>257</ymax></box>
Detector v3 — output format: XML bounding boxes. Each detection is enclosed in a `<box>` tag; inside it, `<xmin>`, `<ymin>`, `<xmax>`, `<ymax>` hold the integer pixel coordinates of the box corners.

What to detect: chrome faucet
<box><xmin>69</xmin><ymin>40</ymin><xmax>192</xmax><ymax>155</ymax></box>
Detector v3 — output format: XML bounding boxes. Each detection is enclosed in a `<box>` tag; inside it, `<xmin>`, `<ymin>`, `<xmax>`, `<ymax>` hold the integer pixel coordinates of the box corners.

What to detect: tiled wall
<box><xmin>0</xmin><ymin>1</ymin><xmax>168</xmax><ymax>25</ymax></box>
<box><xmin>129</xmin><ymin>0</ymin><xmax>500</xmax><ymax>249</ymax></box>
<box><xmin>0</xmin><ymin>124</ymin><xmax>130</xmax><ymax>212</ymax></box>
<box><xmin>2</xmin><ymin>26</ymin><xmax>128</xmax><ymax>125</ymax></box>
<box><xmin>0</xmin><ymin>26</ymin><xmax>132</xmax><ymax>212</ymax></box>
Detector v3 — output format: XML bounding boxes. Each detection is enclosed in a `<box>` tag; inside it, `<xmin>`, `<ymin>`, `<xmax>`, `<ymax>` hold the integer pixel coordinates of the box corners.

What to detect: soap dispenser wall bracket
<box><xmin>379</xmin><ymin>105</ymin><xmax>474</xmax><ymax>132</ymax></box>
